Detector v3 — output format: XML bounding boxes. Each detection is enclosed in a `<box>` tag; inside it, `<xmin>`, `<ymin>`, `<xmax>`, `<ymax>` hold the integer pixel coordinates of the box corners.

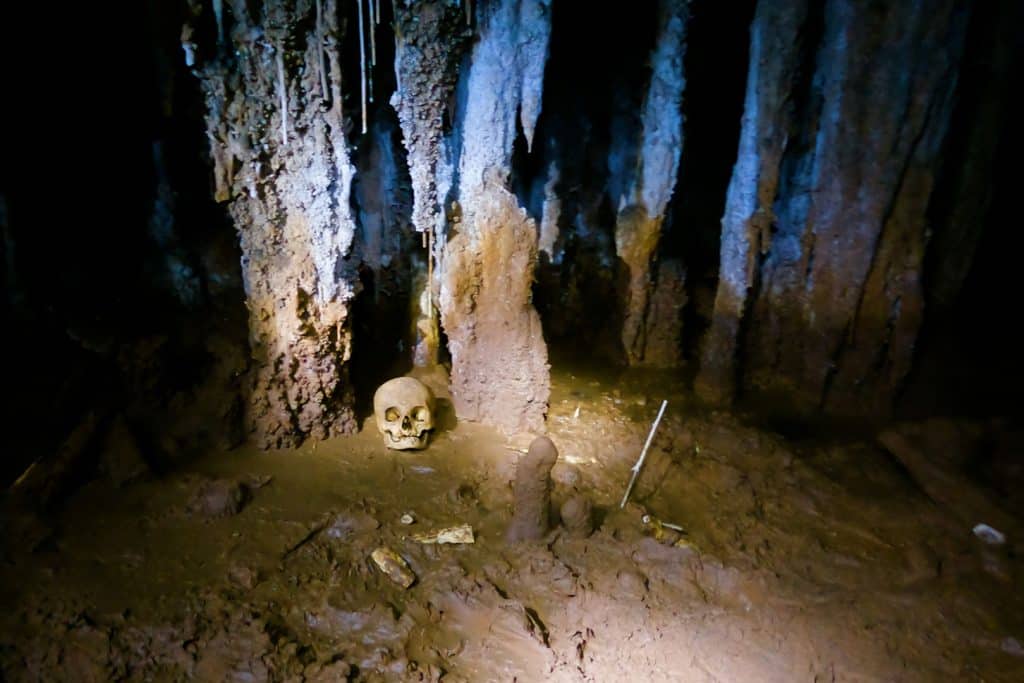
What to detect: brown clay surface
<box><xmin>2</xmin><ymin>366</ymin><xmax>1022</xmax><ymax>681</ymax></box>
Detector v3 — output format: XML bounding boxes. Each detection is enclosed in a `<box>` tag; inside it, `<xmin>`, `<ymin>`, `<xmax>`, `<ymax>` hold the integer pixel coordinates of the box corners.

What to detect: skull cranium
<box><xmin>373</xmin><ymin>377</ymin><xmax>436</xmax><ymax>450</ymax></box>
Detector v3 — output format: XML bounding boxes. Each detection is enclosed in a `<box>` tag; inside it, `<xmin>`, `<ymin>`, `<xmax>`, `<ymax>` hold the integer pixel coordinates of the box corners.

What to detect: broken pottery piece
<box><xmin>410</xmin><ymin>524</ymin><xmax>475</xmax><ymax>545</ymax></box>
<box><xmin>370</xmin><ymin>547</ymin><xmax>416</xmax><ymax>588</ymax></box>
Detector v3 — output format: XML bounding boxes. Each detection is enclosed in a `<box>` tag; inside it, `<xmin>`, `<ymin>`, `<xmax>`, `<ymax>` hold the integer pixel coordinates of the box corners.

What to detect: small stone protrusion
<box><xmin>507</xmin><ymin>436</ymin><xmax>558</xmax><ymax>543</ymax></box>
<box><xmin>560</xmin><ymin>494</ymin><xmax>594</xmax><ymax>538</ymax></box>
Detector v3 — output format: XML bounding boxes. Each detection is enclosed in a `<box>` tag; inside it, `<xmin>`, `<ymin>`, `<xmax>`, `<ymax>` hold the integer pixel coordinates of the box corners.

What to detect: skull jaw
<box><xmin>383</xmin><ymin>430</ymin><xmax>429</xmax><ymax>450</ymax></box>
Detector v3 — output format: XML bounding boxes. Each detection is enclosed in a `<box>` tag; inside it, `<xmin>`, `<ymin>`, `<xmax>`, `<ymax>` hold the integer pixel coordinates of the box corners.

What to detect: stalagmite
<box><xmin>507</xmin><ymin>436</ymin><xmax>559</xmax><ymax>542</ymax></box>
<box><xmin>560</xmin><ymin>495</ymin><xmax>594</xmax><ymax>538</ymax></box>
<box><xmin>194</xmin><ymin>0</ymin><xmax>359</xmax><ymax>447</ymax></box>
<box><xmin>697</xmin><ymin>0</ymin><xmax>969</xmax><ymax>417</ymax></box>
<box><xmin>439</xmin><ymin>0</ymin><xmax>553</xmax><ymax>433</ymax></box>
<box><xmin>612</xmin><ymin>0</ymin><xmax>688</xmax><ymax>366</ymax></box>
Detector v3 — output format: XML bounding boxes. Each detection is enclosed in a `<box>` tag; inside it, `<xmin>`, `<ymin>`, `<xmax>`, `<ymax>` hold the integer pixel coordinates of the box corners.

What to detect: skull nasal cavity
<box><xmin>402</xmin><ymin>416</ymin><xmax>411</xmax><ymax>429</ymax></box>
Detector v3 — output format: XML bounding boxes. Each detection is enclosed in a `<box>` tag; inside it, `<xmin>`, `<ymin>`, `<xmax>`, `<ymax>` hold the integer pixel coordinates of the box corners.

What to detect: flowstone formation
<box><xmin>191</xmin><ymin>0</ymin><xmax>360</xmax><ymax>447</ymax></box>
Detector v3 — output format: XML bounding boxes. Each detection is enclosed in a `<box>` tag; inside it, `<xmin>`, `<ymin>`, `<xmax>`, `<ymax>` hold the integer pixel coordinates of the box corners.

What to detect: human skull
<box><xmin>373</xmin><ymin>377</ymin><xmax>436</xmax><ymax>450</ymax></box>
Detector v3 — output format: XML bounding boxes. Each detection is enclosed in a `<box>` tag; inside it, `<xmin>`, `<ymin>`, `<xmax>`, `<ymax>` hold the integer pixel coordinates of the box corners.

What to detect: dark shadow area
<box><xmin>529</xmin><ymin>0</ymin><xmax>658</xmax><ymax>358</ymax></box>
<box><xmin>901</xmin><ymin>0</ymin><xmax>1024</xmax><ymax>422</ymax></box>
<box><xmin>667</xmin><ymin>0</ymin><xmax>756</xmax><ymax>362</ymax></box>
<box><xmin>0</xmin><ymin>0</ymin><xmax>247</xmax><ymax>489</ymax></box>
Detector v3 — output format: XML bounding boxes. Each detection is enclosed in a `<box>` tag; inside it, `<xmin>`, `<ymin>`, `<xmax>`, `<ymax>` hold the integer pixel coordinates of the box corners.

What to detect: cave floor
<box><xmin>2</xmin><ymin>366</ymin><xmax>1023</xmax><ymax>681</ymax></box>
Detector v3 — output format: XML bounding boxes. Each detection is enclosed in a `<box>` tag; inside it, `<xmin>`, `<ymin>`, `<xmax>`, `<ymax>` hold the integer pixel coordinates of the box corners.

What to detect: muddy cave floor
<box><xmin>2</xmin><ymin>366</ymin><xmax>1023</xmax><ymax>682</ymax></box>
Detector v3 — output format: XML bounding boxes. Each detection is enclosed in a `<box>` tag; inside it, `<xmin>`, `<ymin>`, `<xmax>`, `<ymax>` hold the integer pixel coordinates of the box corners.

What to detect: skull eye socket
<box><xmin>385</xmin><ymin>407</ymin><xmax>400</xmax><ymax>422</ymax></box>
<box><xmin>411</xmin><ymin>406</ymin><xmax>428</xmax><ymax>422</ymax></box>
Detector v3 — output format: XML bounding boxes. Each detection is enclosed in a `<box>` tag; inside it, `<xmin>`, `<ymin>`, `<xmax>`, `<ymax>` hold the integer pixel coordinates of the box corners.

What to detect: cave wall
<box><xmin>696</xmin><ymin>0</ymin><xmax>972</xmax><ymax>419</ymax></box>
<box><xmin>1</xmin><ymin>0</ymin><xmax>1017</xmax><ymax>477</ymax></box>
<box><xmin>177</xmin><ymin>0</ymin><xmax>1018</xmax><ymax>439</ymax></box>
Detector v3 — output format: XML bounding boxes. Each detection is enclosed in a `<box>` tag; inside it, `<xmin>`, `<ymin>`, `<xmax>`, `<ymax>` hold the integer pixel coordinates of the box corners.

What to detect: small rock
<box><xmin>973</xmin><ymin>523</ymin><xmax>1006</xmax><ymax>546</ymax></box>
<box><xmin>400</xmin><ymin>513</ymin><xmax>416</xmax><ymax>525</ymax></box>
<box><xmin>371</xmin><ymin>547</ymin><xmax>416</xmax><ymax>588</ymax></box>
<box><xmin>1001</xmin><ymin>637</ymin><xmax>1024</xmax><ymax>658</ymax></box>
<box><xmin>228</xmin><ymin>564</ymin><xmax>258</xmax><ymax>590</ymax></box>
<box><xmin>304</xmin><ymin>658</ymin><xmax>352</xmax><ymax>682</ymax></box>
<box><xmin>411</xmin><ymin>524</ymin><xmax>474</xmax><ymax>544</ymax></box>
<box><xmin>187</xmin><ymin>478</ymin><xmax>250</xmax><ymax>518</ymax></box>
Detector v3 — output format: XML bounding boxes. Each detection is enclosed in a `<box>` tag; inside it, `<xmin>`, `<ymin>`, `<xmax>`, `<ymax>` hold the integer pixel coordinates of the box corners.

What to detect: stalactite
<box><xmin>613</xmin><ymin>0</ymin><xmax>688</xmax><ymax>367</ymax></box>
<box><xmin>316</xmin><ymin>0</ymin><xmax>328</xmax><ymax>100</ymax></box>
<box><xmin>391</xmin><ymin>1</ymin><xmax>473</xmax><ymax>367</ymax></box>
<box><xmin>213</xmin><ymin>0</ymin><xmax>224</xmax><ymax>45</ymax></box>
<box><xmin>537</xmin><ymin>160</ymin><xmax>560</xmax><ymax>260</ymax></box>
<box><xmin>358</xmin><ymin>0</ymin><xmax>368</xmax><ymax>133</ymax></box>
<box><xmin>369</xmin><ymin>0</ymin><xmax>376</xmax><ymax>66</ymax></box>
<box><xmin>276</xmin><ymin>45</ymin><xmax>288</xmax><ymax>146</ymax></box>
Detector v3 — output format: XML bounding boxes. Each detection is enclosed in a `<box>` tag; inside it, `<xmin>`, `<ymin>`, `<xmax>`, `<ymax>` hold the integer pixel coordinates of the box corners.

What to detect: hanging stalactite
<box><xmin>357</xmin><ymin>0</ymin><xmax>368</xmax><ymax>133</ymax></box>
<box><xmin>390</xmin><ymin>0</ymin><xmax>473</xmax><ymax>365</ymax></box>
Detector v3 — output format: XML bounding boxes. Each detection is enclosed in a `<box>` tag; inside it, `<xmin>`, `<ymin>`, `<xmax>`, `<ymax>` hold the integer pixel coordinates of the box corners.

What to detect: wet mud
<box><xmin>1</xmin><ymin>367</ymin><xmax>1022</xmax><ymax>681</ymax></box>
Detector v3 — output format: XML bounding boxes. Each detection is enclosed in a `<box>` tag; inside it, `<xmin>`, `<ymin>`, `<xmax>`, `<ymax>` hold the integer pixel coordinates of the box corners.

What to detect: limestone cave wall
<box><xmin>1</xmin><ymin>0</ymin><xmax>1020</xmax><ymax>475</ymax></box>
